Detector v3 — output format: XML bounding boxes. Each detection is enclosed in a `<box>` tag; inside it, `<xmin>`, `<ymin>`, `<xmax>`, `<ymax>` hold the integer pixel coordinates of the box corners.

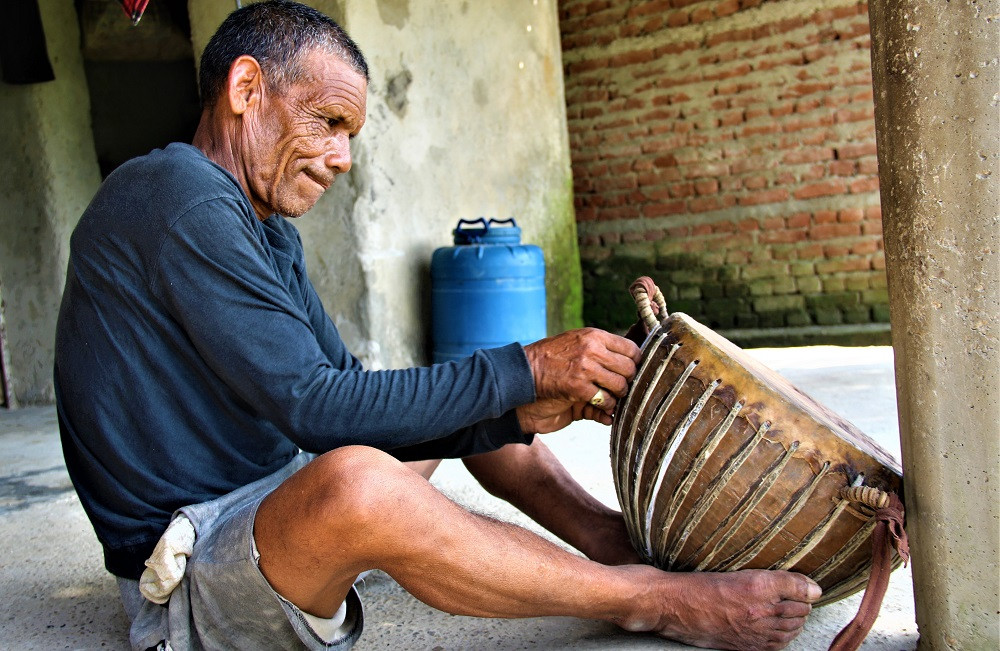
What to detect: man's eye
<box><xmin>326</xmin><ymin>117</ymin><xmax>342</xmax><ymax>128</ymax></box>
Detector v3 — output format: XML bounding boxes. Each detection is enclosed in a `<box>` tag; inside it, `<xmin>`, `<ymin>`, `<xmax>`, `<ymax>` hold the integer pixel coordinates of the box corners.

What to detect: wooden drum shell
<box><xmin>611</xmin><ymin>314</ymin><xmax>903</xmax><ymax>606</ymax></box>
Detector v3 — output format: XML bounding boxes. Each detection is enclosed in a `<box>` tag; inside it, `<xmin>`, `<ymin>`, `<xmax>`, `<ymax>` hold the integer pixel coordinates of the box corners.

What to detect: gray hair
<box><xmin>198</xmin><ymin>0</ymin><xmax>368</xmax><ymax>108</ymax></box>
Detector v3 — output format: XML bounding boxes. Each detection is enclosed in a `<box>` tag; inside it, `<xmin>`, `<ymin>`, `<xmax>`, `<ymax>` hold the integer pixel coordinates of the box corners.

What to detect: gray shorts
<box><xmin>118</xmin><ymin>452</ymin><xmax>364</xmax><ymax>650</ymax></box>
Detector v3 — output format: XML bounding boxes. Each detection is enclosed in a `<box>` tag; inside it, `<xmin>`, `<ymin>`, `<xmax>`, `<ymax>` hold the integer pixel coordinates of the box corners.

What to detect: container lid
<box><xmin>452</xmin><ymin>218</ymin><xmax>521</xmax><ymax>245</ymax></box>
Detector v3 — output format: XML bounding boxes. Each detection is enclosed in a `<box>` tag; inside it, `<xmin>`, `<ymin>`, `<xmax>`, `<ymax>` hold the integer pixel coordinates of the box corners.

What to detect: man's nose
<box><xmin>324</xmin><ymin>134</ymin><xmax>352</xmax><ymax>173</ymax></box>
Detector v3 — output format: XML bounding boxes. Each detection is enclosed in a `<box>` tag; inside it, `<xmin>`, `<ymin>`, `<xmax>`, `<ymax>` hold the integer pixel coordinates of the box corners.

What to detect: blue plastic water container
<box><xmin>431</xmin><ymin>218</ymin><xmax>546</xmax><ymax>363</ymax></box>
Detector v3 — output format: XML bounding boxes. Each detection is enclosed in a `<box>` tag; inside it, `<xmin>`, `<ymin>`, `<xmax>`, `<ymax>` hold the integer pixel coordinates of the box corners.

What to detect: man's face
<box><xmin>242</xmin><ymin>50</ymin><xmax>367</xmax><ymax>219</ymax></box>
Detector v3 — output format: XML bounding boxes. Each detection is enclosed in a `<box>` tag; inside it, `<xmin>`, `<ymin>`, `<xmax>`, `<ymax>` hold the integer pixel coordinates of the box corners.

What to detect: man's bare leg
<box><xmin>254</xmin><ymin>446</ymin><xmax>820</xmax><ymax>650</ymax></box>
<box><xmin>462</xmin><ymin>438</ymin><xmax>639</xmax><ymax>565</ymax></box>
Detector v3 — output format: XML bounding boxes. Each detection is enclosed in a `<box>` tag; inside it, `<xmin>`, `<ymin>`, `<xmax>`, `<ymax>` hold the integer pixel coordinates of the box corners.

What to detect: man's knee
<box><xmin>299</xmin><ymin>446</ymin><xmax>418</xmax><ymax>528</ymax></box>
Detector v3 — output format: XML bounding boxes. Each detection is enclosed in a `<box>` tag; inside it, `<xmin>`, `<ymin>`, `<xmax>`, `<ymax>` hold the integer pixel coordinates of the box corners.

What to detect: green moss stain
<box><xmin>581</xmin><ymin>248</ymin><xmax>891</xmax><ymax>344</ymax></box>
<box><xmin>538</xmin><ymin>176</ymin><xmax>583</xmax><ymax>334</ymax></box>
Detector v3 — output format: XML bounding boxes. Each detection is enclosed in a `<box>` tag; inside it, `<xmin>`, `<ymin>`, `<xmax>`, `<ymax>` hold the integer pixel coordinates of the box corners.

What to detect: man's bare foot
<box><xmin>618</xmin><ymin>567</ymin><xmax>822</xmax><ymax>651</ymax></box>
<box><xmin>578</xmin><ymin>510</ymin><xmax>642</xmax><ymax>566</ymax></box>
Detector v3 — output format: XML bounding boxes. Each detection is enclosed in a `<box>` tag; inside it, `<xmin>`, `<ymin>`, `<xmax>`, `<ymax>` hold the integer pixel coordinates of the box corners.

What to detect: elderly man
<box><xmin>55</xmin><ymin>2</ymin><xmax>820</xmax><ymax>650</ymax></box>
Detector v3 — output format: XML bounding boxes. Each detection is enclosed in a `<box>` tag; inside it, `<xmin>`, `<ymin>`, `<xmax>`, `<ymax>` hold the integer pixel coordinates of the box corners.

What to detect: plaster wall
<box><xmin>0</xmin><ymin>0</ymin><xmax>102</xmax><ymax>404</ymax></box>
<box><xmin>189</xmin><ymin>0</ymin><xmax>581</xmax><ymax>370</ymax></box>
<box><xmin>869</xmin><ymin>0</ymin><xmax>999</xmax><ymax>647</ymax></box>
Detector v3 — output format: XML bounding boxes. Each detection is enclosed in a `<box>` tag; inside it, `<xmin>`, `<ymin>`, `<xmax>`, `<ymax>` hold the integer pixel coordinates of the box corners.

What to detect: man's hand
<box><xmin>515</xmin><ymin>398</ymin><xmax>612</xmax><ymax>434</ymax></box>
<box><xmin>523</xmin><ymin>328</ymin><xmax>641</xmax><ymax>415</ymax></box>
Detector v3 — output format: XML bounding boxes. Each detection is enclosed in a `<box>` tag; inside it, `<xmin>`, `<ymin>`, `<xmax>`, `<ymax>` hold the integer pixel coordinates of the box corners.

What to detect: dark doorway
<box><xmin>78</xmin><ymin>0</ymin><xmax>200</xmax><ymax>178</ymax></box>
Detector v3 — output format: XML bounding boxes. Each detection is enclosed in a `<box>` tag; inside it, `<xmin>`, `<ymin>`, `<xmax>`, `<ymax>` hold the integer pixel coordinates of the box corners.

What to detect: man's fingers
<box><xmin>524</xmin><ymin>328</ymin><xmax>641</xmax><ymax>404</ymax></box>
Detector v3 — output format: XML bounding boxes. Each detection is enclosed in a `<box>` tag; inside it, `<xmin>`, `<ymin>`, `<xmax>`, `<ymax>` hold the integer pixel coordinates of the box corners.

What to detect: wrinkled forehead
<box><xmin>290</xmin><ymin>49</ymin><xmax>367</xmax><ymax>115</ymax></box>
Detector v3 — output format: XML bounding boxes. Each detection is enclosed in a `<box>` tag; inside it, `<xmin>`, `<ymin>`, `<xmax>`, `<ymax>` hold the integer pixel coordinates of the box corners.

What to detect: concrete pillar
<box><xmin>0</xmin><ymin>0</ymin><xmax>101</xmax><ymax>404</ymax></box>
<box><xmin>868</xmin><ymin>1</ymin><xmax>999</xmax><ymax>648</ymax></box>
<box><xmin>189</xmin><ymin>1</ymin><xmax>581</xmax><ymax>369</ymax></box>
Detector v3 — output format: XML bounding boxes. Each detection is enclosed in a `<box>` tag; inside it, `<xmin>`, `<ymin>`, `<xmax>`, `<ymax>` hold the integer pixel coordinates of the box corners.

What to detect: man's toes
<box><xmin>774</xmin><ymin>599</ymin><xmax>812</xmax><ymax>619</ymax></box>
<box><xmin>773</xmin><ymin>615</ymin><xmax>807</xmax><ymax>632</ymax></box>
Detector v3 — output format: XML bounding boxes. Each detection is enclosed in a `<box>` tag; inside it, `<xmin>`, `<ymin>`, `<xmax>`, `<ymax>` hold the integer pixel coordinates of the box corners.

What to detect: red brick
<box><xmin>802</xmin><ymin>165</ymin><xmax>827</xmax><ymax>181</ymax></box>
<box><xmin>669</xmin><ymin>182</ymin><xmax>695</xmax><ymax>198</ymax></box>
<box><xmin>706</xmin><ymin>27</ymin><xmax>753</xmax><ymax>47</ymax></box>
<box><xmin>795</xmin><ymin>180</ymin><xmax>848</xmax><ymax>200</ymax></box>
<box><xmin>837</xmin><ymin>142</ymin><xmax>878</xmax><ymax>159</ymax></box>
<box><xmin>865</xmin><ymin>205</ymin><xmax>882</xmax><ymax>221</ymax></box>
<box><xmin>624</xmin><ymin>0</ymin><xmax>668</xmax><ymax>17</ymax></box>
<box><xmin>643</xmin><ymin>201</ymin><xmax>686</xmax><ymax>217</ymax></box>
<box><xmin>863</xmin><ymin>220</ymin><xmax>884</xmax><ymax>235</ymax></box>
<box><xmin>738</xmin><ymin>219</ymin><xmax>759</xmax><ymax>232</ymax></box>
<box><xmin>721</xmin><ymin>177</ymin><xmax>742</xmax><ymax>192</ymax></box>
<box><xmin>762</xmin><ymin>217</ymin><xmax>785</xmax><ymax>230</ymax></box>
<box><xmin>783</xmin><ymin>148</ymin><xmax>834</xmax><ymax>165</ymax></box>
<box><xmin>824</xmin><ymin>244</ymin><xmax>851</xmax><ymax>257</ymax></box>
<box><xmin>839</xmin><ymin>208</ymin><xmax>865</xmax><ymax>223</ymax></box>
<box><xmin>731</xmin><ymin>157</ymin><xmax>772</xmax><ymax>174</ymax></box>
<box><xmin>858</xmin><ymin>157</ymin><xmax>879</xmax><ymax>175</ymax></box>
<box><xmin>742</xmin><ymin>123</ymin><xmax>782</xmax><ymax>137</ymax></box>
<box><xmin>668</xmin><ymin>225</ymin><xmax>690</xmax><ymax>238</ymax></box>
<box><xmin>593</xmin><ymin>175</ymin><xmax>638</xmax><ymax>192</ymax></box>
<box><xmin>830</xmin><ymin>160</ymin><xmax>857</xmax><ymax>176</ymax></box>
<box><xmin>797</xmin><ymin>243</ymin><xmax>824</xmax><ymax>259</ymax></box>
<box><xmin>770</xmin><ymin>102</ymin><xmax>795</xmax><ymax>118</ymax></box>
<box><xmin>739</xmin><ymin>189</ymin><xmax>790</xmax><ymax>206</ymax></box>
<box><xmin>814</xmin><ymin>210</ymin><xmax>837</xmax><ymax>224</ymax></box>
<box><xmin>683</xmin><ymin>162</ymin><xmax>730</xmax><ymax>179</ymax></box>
<box><xmin>689</xmin><ymin>197</ymin><xmax>722</xmax><ymax>213</ymax></box>
<box><xmin>667</xmin><ymin>10</ymin><xmax>690</xmax><ymax>27</ymax></box>
<box><xmin>622</xmin><ymin>231</ymin><xmax>647</xmax><ymax>243</ymax></box>
<box><xmin>720</xmin><ymin>110</ymin><xmax>745</xmax><ymax>127</ymax></box>
<box><xmin>692</xmin><ymin>224</ymin><xmax>713</xmax><ymax>236</ymax></box>
<box><xmin>599</xmin><ymin>206</ymin><xmax>642</xmax><ymax>220</ymax></box>
<box><xmin>872</xmin><ymin>254</ymin><xmax>886</xmax><ymax>270</ymax></box>
<box><xmin>743</xmin><ymin>176</ymin><xmax>768</xmax><ymax>190</ymax></box>
<box><xmin>610</xmin><ymin>49</ymin><xmax>656</xmax><ymax>67</ymax></box>
<box><xmin>836</xmin><ymin>106</ymin><xmax>876</xmax><ymax>123</ymax></box>
<box><xmin>852</xmin><ymin>240</ymin><xmax>879</xmax><ymax>255</ymax></box>
<box><xmin>695</xmin><ymin>179</ymin><xmax>720</xmax><ymax>195</ymax></box>
<box><xmin>787</xmin><ymin>213</ymin><xmax>811</xmax><ymax>228</ymax></box>
<box><xmin>715</xmin><ymin>0</ymin><xmax>740</xmax><ymax>17</ymax></box>
<box><xmin>809</xmin><ymin>223</ymin><xmax>862</xmax><ymax>240</ymax></box>
<box><xmin>713</xmin><ymin>221</ymin><xmax>737</xmax><ymax>233</ymax></box>
<box><xmin>691</xmin><ymin>7</ymin><xmax>714</xmax><ymax>23</ymax></box>
<box><xmin>850</xmin><ymin>177</ymin><xmax>880</xmax><ymax>193</ymax></box>
<box><xmin>761</xmin><ymin>230</ymin><xmax>808</xmax><ymax>244</ymax></box>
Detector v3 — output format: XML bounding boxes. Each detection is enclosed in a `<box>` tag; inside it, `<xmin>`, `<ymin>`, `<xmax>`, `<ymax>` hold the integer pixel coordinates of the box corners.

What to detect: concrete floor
<box><xmin>0</xmin><ymin>346</ymin><xmax>917</xmax><ymax>650</ymax></box>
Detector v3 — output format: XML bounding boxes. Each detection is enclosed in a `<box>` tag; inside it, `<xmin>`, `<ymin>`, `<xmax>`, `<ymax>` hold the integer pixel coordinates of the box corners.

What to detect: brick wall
<box><xmin>559</xmin><ymin>0</ymin><xmax>888</xmax><ymax>344</ymax></box>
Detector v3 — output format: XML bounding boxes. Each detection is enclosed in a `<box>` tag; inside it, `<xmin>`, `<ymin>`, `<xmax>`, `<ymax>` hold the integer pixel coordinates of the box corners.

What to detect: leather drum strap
<box><xmin>829</xmin><ymin>492</ymin><xmax>909</xmax><ymax>651</ymax></box>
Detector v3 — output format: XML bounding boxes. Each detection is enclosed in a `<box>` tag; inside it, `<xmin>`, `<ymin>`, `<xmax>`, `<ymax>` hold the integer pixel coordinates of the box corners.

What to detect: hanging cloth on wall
<box><xmin>0</xmin><ymin>0</ymin><xmax>55</xmax><ymax>85</ymax></box>
<box><xmin>119</xmin><ymin>0</ymin><xmax>152</xmax><ymax>26</ymax></box>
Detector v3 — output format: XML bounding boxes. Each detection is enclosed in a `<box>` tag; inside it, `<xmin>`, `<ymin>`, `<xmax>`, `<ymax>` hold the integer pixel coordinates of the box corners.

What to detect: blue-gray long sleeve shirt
<box><xmin>55</xmin><ymin>143</ymin><xmax>536</xmax><ymax>578</ymax></box>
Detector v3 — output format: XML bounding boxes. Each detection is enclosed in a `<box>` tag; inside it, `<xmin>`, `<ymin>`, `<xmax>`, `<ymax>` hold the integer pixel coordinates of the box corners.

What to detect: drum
<box><xmin>611</xmin><ymin>283</ymin><xmax>905</xmax><ymax>608</ymax></box>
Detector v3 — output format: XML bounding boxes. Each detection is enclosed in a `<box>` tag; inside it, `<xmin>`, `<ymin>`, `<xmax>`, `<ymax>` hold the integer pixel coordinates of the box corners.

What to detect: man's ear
<box><xmin>226</xmin><ymin>55</ymin><xmax>264</xmax><ymax>116</ymax></box>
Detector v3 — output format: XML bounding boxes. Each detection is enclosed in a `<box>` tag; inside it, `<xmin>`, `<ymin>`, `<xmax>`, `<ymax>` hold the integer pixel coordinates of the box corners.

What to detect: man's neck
<box><xmin>191</xmin><ymin>109</ymin><xmax>270</xmax><ymax>222</ymax></box>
